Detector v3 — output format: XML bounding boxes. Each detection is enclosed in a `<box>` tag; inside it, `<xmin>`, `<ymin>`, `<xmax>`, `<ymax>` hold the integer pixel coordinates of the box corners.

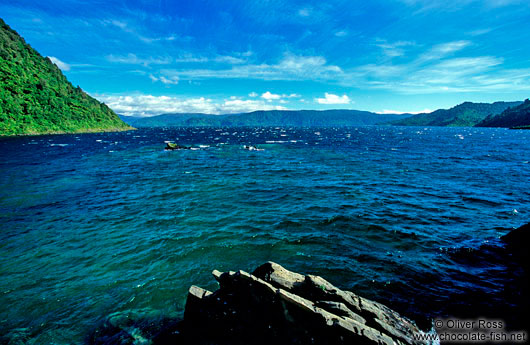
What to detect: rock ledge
<box><xmin>183</xmin><ymin>262</ymin><xmax>436</xmax><ymax>345</ymax></box>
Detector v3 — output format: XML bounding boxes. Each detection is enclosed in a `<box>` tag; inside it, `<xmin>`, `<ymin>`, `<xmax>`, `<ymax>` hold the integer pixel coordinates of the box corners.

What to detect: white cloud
<box><xmin>315</xmin><ymin>93</ymin><xmax>351</xmax><ymax>105</ymax></box>
<box><xmin>109</xmin><ymin>20</ymin><xmax>127</xmax><ymax>30</ymax></box>
<box><xmin>298</xmin><ymin>8</ymin><xmax>311</xmax><ymax>17</ymax></box>
<box><xmin>355</xmin><ymin>64</ymin><xmax>406</xmax><ymax>78</ymax></box>
<box><xmin>378</xmin><ymin>56</ymin><xmax>507</xmax><ymax>93</ymax></box>
<box><xmin>172</xmin><ymin>53</ymin><xmax>248</xmax><ymax>64</ymax></box>
<box><xmin>48</xmin><ymin>56</ymin><xmax>71</xmax><ymax>71</ymax></box>
<box><xmin>261</xmin><ymin>91</ymin><xmax>281</xmax><ymax>100</ymax></box>
<box><xmin>435</xmin><ymin>56</ymin><xmax>502</xmax><ymax>70</ymax></box>
<box><xmin>174</xmin><ymin>55</ymin><xmax>209</xmax><ymax>63</ymax></box>
<box><xmin>105</xmin><ymin>37</ymin><xmax>530</xmax><ymax>96</ymax></box>
<box><xmin>138</xmin><ymin>34</ymin><xmax>192</xmax><ymax>44</ymax></box>
<box><xmin>159</xmin><ymin>76</ymin><xmax>179</xmax><ymax>85</ymax></box>
<box><xmin>161</xmin><ymin>54</ymin><xmax>342</xmax><ymax>81</ymax></box>
<box><xmin>334</xmin><ymin>30</ymin><xmax>348</xmax><ymax>37</ymax></box>
<box><xmin>106</xmin><ymin>53</ymin><xmax>171</xmax><ymax>66</ymax></box>
<box><xmin>376</xmin><ymin>41</ymin><xmax>415</xmax><ymax>57</ymax></box>
<box><xmin>214</xmin><ymin>55</ymin><xmax>246</xmax><ymax>64</ymax></box>
<box><xmin>417</xmin><ymin>40</ymin><xmax>470</xmax><ymax>62</ymax></box>
<box><xmin>257</xmin><ymin>91</ymin><xmax>302</xmax><ymax>103</ymax></box>
<box><xmin>337</xmin><ymin>39</ymin><xmax>530</xmax><ymax>94</ymax></box>
<box><xmin>468</xmin><ymin>28</ymin><xmax>493</xmax><ymax>36</ymax></box>
<box><xmin>104</xmin><ymin>19</ymin><xmax>189</xmax><ymax>43</ymax></box>
<box><xmin>95</xmin><ymin>94</ymin><xmax>288</xmax><ymax>116</ymax></box>
<box><xmin>399</xmin><ymin>0</ymin><xmax>526</xmax><ymax>10</ymax></box>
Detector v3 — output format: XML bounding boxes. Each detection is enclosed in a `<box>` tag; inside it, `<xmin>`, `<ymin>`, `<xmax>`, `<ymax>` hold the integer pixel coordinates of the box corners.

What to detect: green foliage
<box><xmin>0</xmin><ymin>18</ymin><xmax>133</xmax><ymax>136</ymax></box>
<box><xmin>387</xmin><ymin>101</ymin><xmax>522</xmax><ymax>127</ymax></box>
<box><xmin>475</xmin><ymin>99</ymin><xmax>530</xmax><ymax>128</ymax></box>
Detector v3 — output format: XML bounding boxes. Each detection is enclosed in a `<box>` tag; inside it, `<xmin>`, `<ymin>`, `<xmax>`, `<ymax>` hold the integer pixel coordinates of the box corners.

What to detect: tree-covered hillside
<box><xmin>0</xmin><ymin>18</ymin><xmax>132</xmax><ymax>136</ymax></box>
<box><xmin>119</xmin><ymin>110</ymin><xmax>410</xmax><ymax>128</ymax></box>
<box><xmin>475</xmin><ymin>99</ymin><xmax>530</xmax><ymax>128</ymax></box>
<box><xmin>387</xmin><ymin>101</ymin><xmax>522</xmax><ymax>127</ymax></box>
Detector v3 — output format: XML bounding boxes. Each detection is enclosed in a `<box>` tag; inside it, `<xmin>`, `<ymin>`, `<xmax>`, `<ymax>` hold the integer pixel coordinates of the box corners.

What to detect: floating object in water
<box><xmin>243</xmin><ymin>145</ymin><xmax>264</xmax><ymax>151</ymax></box>
<box><xmin>165</xmin><ymin>142</ymin><xmax>190</xmax><ymax>150</ymax></box>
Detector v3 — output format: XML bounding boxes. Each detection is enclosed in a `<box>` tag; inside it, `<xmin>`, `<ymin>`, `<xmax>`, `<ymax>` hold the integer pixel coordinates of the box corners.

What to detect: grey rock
<box><xmin>252</xmin><ymin>261</ymin><xmax>305</xmax><ymax>290</ymax></box>
<box><xmin>183</xmin><ymin>262</ymin><xmax>436</xmax><ymax>345</ymax></box>
<box><xmin>314</xmin><ymin>301</ymin><xmax>366</xmax><ymax>324</ymax></box>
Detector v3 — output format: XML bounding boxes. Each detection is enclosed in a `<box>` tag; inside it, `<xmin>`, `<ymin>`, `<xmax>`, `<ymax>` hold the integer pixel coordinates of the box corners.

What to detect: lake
<box><xmin>1</xmin><ymin>126</ymin><xmax>528</xmax><ymax>343</ymax></box>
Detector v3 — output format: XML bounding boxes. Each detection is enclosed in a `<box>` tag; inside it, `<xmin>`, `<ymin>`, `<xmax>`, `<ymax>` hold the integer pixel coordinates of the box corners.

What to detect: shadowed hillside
<box><xmin>120</xmin><ymin>110</ymin><xmax>410</xmax><ymax>128</ymax></box>
<box><xmin>475</xmin><ymin>99</ymin><xmax>530</xmax><ymax>128</ymax></box>
<box><xmin>387</xmin><ymin>101</ymin><xmax>521</xmax><ymax>127</ymax></box>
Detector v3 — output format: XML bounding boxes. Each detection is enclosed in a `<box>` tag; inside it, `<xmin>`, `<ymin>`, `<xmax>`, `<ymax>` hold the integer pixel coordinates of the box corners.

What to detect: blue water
<box><xmin>1</xmin><ymin>126</ymin><xmax>528</xmax><ymax>343</ymax></box>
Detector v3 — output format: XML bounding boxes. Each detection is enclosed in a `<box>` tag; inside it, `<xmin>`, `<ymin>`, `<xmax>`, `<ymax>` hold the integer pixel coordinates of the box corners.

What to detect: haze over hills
<box><xmin>386</xmin><ymin>101</ymin><xmax>522</xmax><ymax>127</ymax></box>
<box><xmin>475</xmin><ymin>99</ymin><xmax>530</xmax><ymax>128</ymax></box>
<box><xmin>119</xmin><ymin>101</ymin><xmax>529</xmax><ymax>129</ymax></box>
<box><xmin>119</xmin><ymin>110</ymin><xmax>411</xmax><ymax>128</ymax></box>
<box><xmin>0</xmin><ymin>18</ymin><xmax>132</xmax><ymax>136</ymax></box>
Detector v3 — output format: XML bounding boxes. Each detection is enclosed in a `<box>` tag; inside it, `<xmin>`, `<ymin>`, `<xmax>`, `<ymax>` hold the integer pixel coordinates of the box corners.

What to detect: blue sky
<box><xmin>1</xmin><ymin>0</ymin><xmax>530</xmax><ymax>116</ymax></box>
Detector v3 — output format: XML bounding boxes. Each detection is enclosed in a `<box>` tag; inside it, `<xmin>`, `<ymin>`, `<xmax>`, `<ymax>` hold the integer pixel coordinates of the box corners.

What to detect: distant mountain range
<box><xmin>119</xmin><ymin>110</ymin><xmax>411</xmax><ymax>128</ymax></box>
<box><xmin>0</xmin><ymin>18</ymin><xmax>131</xmax><ymax>136</ymax></box>
<box><xmin>386</xmin><ymin>101</ymin><xmax>522</xmax><ymax>127</ymax></box>
<box><xmin>119</xmin><ymin>100</ymin><xmax>530</xmax><ymax>129</ymax></box>
<box><xmin>475</xmin><ymin>99</ymin><xmax>530</xmax><ymax>128</ymax></box>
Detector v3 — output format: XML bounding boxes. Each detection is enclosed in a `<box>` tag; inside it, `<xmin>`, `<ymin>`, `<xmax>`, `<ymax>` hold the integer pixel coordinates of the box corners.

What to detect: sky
<box><xmin>1</xmin><ymin>0</ymin><xmax>530</xmax><ymax>116</ymax></box>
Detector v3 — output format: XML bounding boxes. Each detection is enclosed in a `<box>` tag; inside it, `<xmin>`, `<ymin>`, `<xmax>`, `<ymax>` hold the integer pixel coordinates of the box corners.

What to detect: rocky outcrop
<box><xmin>182</xmin><ymin>262</ymin><xmax>435</xmax><ymax>345</ymax></box>
<box><xmin>165</xmin><ymin>142</ymin><xmax>190</xmax><ymax>150</ymax></box>
<box><xmin>501</xmin><ymin>223</ymin><xmax>529</xmax><ymax>251</ymax></box>
<box><xmin>87</xmin><ymin>262</ymin><xmax>436</xmax><ymax>344</ymax></box>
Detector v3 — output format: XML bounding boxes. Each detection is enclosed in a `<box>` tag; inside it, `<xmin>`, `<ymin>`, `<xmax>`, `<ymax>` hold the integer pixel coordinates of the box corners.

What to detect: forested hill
<box><xmin>119</xmin><ymin>110</ymin><xmax>409</xmax><ymax>127</ymax></box>
<box><xmin>387</xmin><ymin>101</ymin><xmax>522</xmax><ymax>127</ymax></box>
<box><xmin>475</xmin><ymin>99</ymin><xmax>530</xmax><ymax>128</ymax></box>
<box><xmin>0</xmin><ymin>18</ymin><xmax>132</xmax><ymax>136</ymax></box>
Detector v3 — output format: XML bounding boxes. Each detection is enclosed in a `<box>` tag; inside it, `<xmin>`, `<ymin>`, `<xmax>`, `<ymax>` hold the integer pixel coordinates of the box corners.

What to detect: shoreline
<box><xmin>0</xmin><ymin>126</ymin><xmax>136</xmax><ymax>138</ymax></box>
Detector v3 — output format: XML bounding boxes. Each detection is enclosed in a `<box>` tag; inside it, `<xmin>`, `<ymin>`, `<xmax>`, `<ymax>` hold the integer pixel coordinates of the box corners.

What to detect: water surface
<box><xmin>1</xmin><ymin>126</ymin><xmax>528</xmax><ymax>343</ymax></box>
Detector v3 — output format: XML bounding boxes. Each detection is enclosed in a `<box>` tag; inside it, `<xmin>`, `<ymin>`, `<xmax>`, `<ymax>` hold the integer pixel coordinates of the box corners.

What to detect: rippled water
<box><xmin>1</xmin><ymin>126</ymin><xmax>528</xmax><ymax>343</ymax></box>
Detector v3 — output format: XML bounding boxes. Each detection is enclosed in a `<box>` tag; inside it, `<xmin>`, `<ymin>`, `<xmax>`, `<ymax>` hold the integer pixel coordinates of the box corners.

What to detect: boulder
<box><xmin>501</xmin><ymin>222</ymin><xmax>530</xmax><ymax>247</ymax></box>
<box><xmin>501</xmin><ymin>222</ymin><xmax>529</xmax><ymax>268</ymax></box>
<box><xmin>165</xmin><ymin>142</ymin><xmax>189</xmax><ymax>150</ymax></box>
<box><xmin>183</xmin><ymin>262</ymin><xmax>435</xmax><ymax>345</ymax></box>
